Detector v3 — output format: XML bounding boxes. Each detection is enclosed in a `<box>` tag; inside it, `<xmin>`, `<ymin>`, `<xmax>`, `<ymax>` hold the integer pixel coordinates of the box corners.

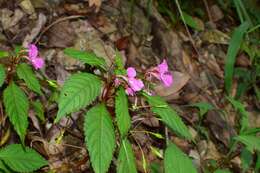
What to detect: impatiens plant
<box><xmin>55</xmin><ymin>48</ymin><xmax>197</xmax><ymax>173</ymax></box>
<box><xmin>0</xmin><ymin>44</ymin><xmax>47</xmax><ymax>172</ymax></box>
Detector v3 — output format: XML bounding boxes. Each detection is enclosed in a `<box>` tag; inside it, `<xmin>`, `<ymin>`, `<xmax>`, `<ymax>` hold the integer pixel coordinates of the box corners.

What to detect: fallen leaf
<box><xmin>22</xmin><ymin>13</ymin><xmax>47</xmax><ymax>47</ymax></box>
<box><xmin>28</xmin><ymin>109</ymin><xmax>42</xmax><ymax>135</ymax></box>
<box><xmin>154</xmin><ymin>71</ymin><xmax>190</xmax><ymax>97</ymax></box>
<box><xmin>202</xmin><ymin>30</ymin><xmax>230</xmax><ymax>45</ymax></box>
<box><xmin>210</xmin><ymin>4</ymin><xmax>224</xmax><ymax>22</ymax></box>
<box><xmin>205</xmin><ymin>110</ymin><xmax>237</xmax><ymax>147</ymax></box>
<box><xmin>88</xmin><ymin>0</ymin><xmax>102</xmax><ymax>12</ymax></box>
<box><xmin>19</xmin><ymin>0</ymin><xmax>36</xmax><ymax>17</ymax></box>
<box><xmin>115</xmin><ymin>36</ymin><xmax>129</xmax><ymax>51</ymax></box>
<box><xmin>0</xmin><ymin>9</ymin><xmax>24</xmax><ymax>30</ymax></box>
<box><xmin>46</xmin><ymin>21</ymin><xmax>76</xmax><ymax>48</ymax></box>
<box><xmin>198</xmin><ymin>140</ymin><xmax>221</xmax><ymax>160</ymax></box>
<box><xmin>236</xmin><ymin>53</ymin><xmax>251</xmax><ymax>67</ymax></box>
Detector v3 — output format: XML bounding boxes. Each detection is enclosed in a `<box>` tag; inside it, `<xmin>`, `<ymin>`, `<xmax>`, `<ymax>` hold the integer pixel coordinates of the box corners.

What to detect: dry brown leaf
<box><xmin>88</xmin><ymin>0</ymin><xmax>102</xmax><ymax>12</ymax></box>
<box><xmin>28</xmin><ymin>109</ymin><xmax>42</xmax><ymax>135</ymax></box>
<box><xmin>19</xmin><ymin>0</ymin><xmax>36</xmax><ymax>16</ymax></box>
<box><xmin>154</xmin><ymin>71</ymin><xmax>190</xmax><ymax>97</ymax></box>
<box><xmin>210</xmin><ymin>4</ymin><xmax>224</xmax><ymax>22</ymax></box>
<box><xmin>46</xmin><ymin>21</ymin><xmax>76</xmax><ymax>48</ymax></box>
<box><xmin>182</xmin><ymin>51</ymin><xmax>195</xmax><ymax>74</ymax></box>
<box><xmin>202</xmin><ymin>30</ymin><xmax>230</xmax><ymax>45</ymax></box>
<box><xmin>22</xmin><ymin>13</ymin><xmax>47</xmax><ymax>47</ymax></box>
<box><xmin>206</xmin><ymin>110</ymin><xmax>237</xmax><ymax>147</ymax></box>
<box><xmin>0</xmin><ymin>9</ymin><xmax>24</xmax><ymax>30</ymax></box>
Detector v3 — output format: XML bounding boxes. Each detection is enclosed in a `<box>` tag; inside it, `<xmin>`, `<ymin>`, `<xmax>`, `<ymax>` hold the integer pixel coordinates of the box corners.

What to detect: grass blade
<box><xmin>224</xmin><ymin>22</ymin><xmax>249</xmax><ymax>94</ymax></box>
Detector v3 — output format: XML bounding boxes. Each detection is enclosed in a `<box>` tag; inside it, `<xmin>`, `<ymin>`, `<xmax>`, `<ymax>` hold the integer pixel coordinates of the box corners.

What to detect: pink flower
<box><xmin>31</xmin><ymin>57</ymin><xmax>44</xmax><ymax>70</ymax></box>
<box><xmin>128</xmin><ymin>78</ymin><xmax>144</xmax><ymax>91</ymax></box>
<box><xmin>114</xmin><ymin>78</ymin><xmax>121</xmax><ymax>87</ymax></box>
<box><xmin>28</xmin><ymin>44</ymin><xmax>38</xmax><ymax>59</ymax></box>
<box><xmin>115</xmin><ymin>67</ymin><xmax>144</xmax><ymax>96</ymax></box>
<box><xmin>27</xmin><ymin>44</ymin><xmax>44</xmax><ymax>69</ymax></box>
<box><xmin>125</xmin><ymin>87</ymin><xmax>134</xmax><ymax>96</ymax></box>
<box><xmin>126</xmin><ymin>67</ymin><xmax>144</xmax><ymax>92</ymax></box>
<box><xmin>147</xmin><ymin>59</ymin><xmax>173</xmax><ymax>87</ymax></box>
<box><xmin>127</xmin><ymin>67</ymin><xmax>136</xmax><ymax>78</ymax></box>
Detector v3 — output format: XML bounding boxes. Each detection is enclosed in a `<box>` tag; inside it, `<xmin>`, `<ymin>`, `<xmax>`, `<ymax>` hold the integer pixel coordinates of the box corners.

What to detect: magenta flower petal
<box><xmin>146</xmin><ymin>59</ymin><xmax>173</xmax><ymax>87</ymax></box>
<box><xmin>158</xmin><ymin>59</ymin><xmax>168</xmax><ymax>73</ymax></box>
<box><xmin>114</xmin><ymin>78</ymin><xmax>121</xmax><ymax>86</ymax></box>
<box><xmin>125</xmin><ymin>87</ymin><xmax>134</xmax><ymax>96</ymax></box>
<box><xmin>28</xmin><ymin>44</ymin><xmax>38</xmax><ymax>59</ymax></box>
<box><xmin>128</xmin><ymin>78</ymin><xmax>144</xmax><ymax>92</ymax></box>
<box><xmin>31</xmin><ymin>57</ymin><xmax>44</xmax><ymax>69</ymax></box>
<box><xmin>161</xmin><ymin>73</ymin><xmax>173</xmax><ymax>87</ymax></box>
<box><xmin>127</xmin><ymin>67</ymin><xmax>137</xmax><ymax>78</ymax></box>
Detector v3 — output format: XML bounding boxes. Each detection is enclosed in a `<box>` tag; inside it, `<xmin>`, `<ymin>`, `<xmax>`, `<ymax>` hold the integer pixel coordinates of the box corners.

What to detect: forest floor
<box><xmin>0</xmin><ymin>0</ymin><xmax>259</xmax><ymax>172</ymax></box>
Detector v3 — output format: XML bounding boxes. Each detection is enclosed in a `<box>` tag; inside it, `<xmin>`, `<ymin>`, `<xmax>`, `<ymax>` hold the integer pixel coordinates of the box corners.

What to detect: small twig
<box><xmin>202</xmin><ymin>0</ymin><xmax>214</xmax><ymax>24</ymax></box>
<box><xmin>175</xmin><ymin>0</ymin><xmax>201</xmax><ymax>57</ymax></box>
<box><xmin>34</xmin><ymin>15</ymin><xmax>84</xmax><ymax>44</ymax></box>
<box><xmin>175</xmin><ymin>0</ymin><xmax>219</xmax><ymax>108</ymax></box>
<box><xmin>130</xmin><ymin>131</ymin><xmax>148</xmax><ymax>173</ymax></box>
<box><xmin>62</xmin><ymin>143</ymin><xmax>85</xmax><ymax>149</ymax></box>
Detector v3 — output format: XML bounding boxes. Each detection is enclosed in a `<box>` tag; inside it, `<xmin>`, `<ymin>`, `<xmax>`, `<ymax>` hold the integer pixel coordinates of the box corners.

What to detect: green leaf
<box><xmin>0</xmin><ymin>160</ymin><xmax>12</xmax><ymax>173</ymax></box>
<box><xmin>0</xmin><ymin>64</ymin><xmax>5</xmax><ymax>87</ymax></box>
<box><xmin>32</xmin><ymin>100</ymin><xmax>45</xmax><ymax>122</ymax></box>
<box><xmin>115</xmin><ymin>51</ymin><xmax>124</xmax><ymax>70</ymax></box>
<box><xmin>224</xmin><ymin>22</ymin><xmax>249</xmax><ymax>94</ymax></box>
<box><xmin>114</xmin><ymin>51</ymin><xmax>126</xmax><ymax>75</ymax></box>
<box><xmin>256</xmin><ymin>152</ymin><xmax>260</xmax><ymax>171</ymax></box>
<box><xmin>254</xmin><ymin>85</ymin><xmax>260</xmax><ymax>101</ymax></box>
<box><xmin>0</xmin><ymin>144</ymin><xmax>47</xmax><ymax>172</ymax></box>
<box><xmin>150</xmin><ymin>146</ymin><xmax>163</xmax><ymax>159</ymax></box>
<box><xmin>3</xmin><ymin>82</ymin><xmax>29</xmax><ymax>143</ymax></box>
<box><xmin>84</xmin><ymin>104</ymin><xmax>116</xmax><ymax>173</ymax></box>
<box><xmin>243</xmin><ymin>128</ymin><xmax>260</xmax><ymax>136</ymax></box>
<box><xmin>117</xmin><ymin>139</ymin><xmax>137</xmax><ymax>173</ymax></box>
<box><xmin>190</xmin><ymin>102</ymin><xmax>214</xmax><ymax>118</ymax></box>
<box><xmin>64</xmin><ymin>48</ymin><xmax>107</xmax><ymax>70</ymax></box>
<box><xmin>144</xmin><ymin>94</ymin><xmax>192</xmax><ymax>140</ymax></box>
<box><xmin>14</xmin><ymin>45</ymin><xmax>22</xmax><ymax>55</ymax></box>
<box><xmin>150</xmin><ymin>162</ymin><xmax>162</xmax><ymax>173</ymax></box>
<box><xmin>227</xmin><ymin>97</ymin><xmax>249</xmax><ymax>132</ymax></box>
<box><xmin>17</xmin><ymin>63</ymin><xmax>42</xmax><ymax>95</ymax></box>
<box><xmin>241</xmin><ymin>148</ymin><xmax>252</xmax><ymax>172</ymax></box>
<box><xmin>0</xmin><ymin>51</ymin><xmax>9</xmax><ymax>58</ymax></box>
<box><xmin>115</xmin><ymin>87</ymin><xmax>131</xmax><ymax>137</ymax></box>
<box><xmin>55</xmin><ymin>73</ymin><xmax>102</xmax><ymax>122</ymax></box>
<box><xmin>234</xmin><ymin>135</ymin><xmax>260</xmax><ymax>152</ymax></box>
<box><xmin>182</xmin><ymin>12</ymin><xmax>203</xmax><ymax>31</ymax></box>
<box><xmin>214</xmin><ymin>169</ymin><xmax>232</xmax><ymax>173</ymax></box>
<box><xmin>164</xmin><ymin>143</ymin><xmax>197</xmax><ymax>173</ymax></box>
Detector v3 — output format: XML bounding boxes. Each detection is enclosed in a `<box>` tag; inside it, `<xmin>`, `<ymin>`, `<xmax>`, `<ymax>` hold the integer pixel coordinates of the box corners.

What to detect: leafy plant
<box><xmin>0</xmin><ymin>44</ymin><xmax>47</xmax><ymax>172</ymax></box>
<box><xmin>0</xmin><ymin>144</ymin><xmax>47</xmax><ymax>172</ymax></box>
<box><xmin>55</xmin><ymin>72</ymin><xmax>102</xmax><ymax>122</ymax></box>
<box><xmin>214</xmin><ymin>169</ymin><xmax>232</xmax><ymax>173</ymax></box>
<box><xmin>164</xmin><ymin>143</ymin><xmax>197</xmax><ymax>173</ymax></box>
<box><xmin>224</xmin><ymin>22</ymin><xmax>249</xmax><ymax>94</ymax></box>
<box><xmin>190</xmin><ymin>102</ymin><xmax>214</xmax><ymax>118</ymax></box>
<box><xmin>3</xmin><ymin>82</ymin><xmax>29</xmax><ymax>143</ymax></box>
<box><xmin>234</xmin><ymin>135</ymin><xmax>260</xmax><ymax>153</ymax></box>
<box><xmin>54</xmin><ymin>48</ymin><xmax>195</xmax><ymax>173</ymax></box>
